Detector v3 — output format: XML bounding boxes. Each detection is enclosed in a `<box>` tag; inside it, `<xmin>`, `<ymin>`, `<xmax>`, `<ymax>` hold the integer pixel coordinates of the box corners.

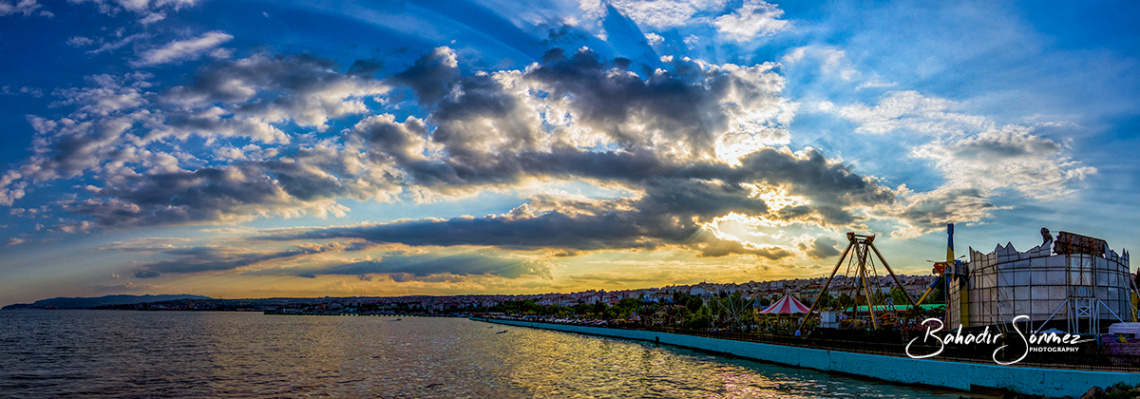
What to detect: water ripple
<box><xmin>1</xmin><ymin>310</ymin><xmax>964</xmax><ymax>398</ymax></box>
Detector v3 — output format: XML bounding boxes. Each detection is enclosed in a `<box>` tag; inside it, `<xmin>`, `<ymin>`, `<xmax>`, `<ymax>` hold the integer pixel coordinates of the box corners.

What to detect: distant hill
<box><xmin>2</xmin><ymin>294</ymin><xmax>212</xmax><ymax>310</ymax></box>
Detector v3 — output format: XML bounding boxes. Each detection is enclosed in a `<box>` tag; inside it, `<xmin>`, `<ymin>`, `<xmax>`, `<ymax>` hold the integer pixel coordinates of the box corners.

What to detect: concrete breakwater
<box><xmin>472</xmin><ymin>317</ymin><xmax>1140</xmax><ymax>397</ymax></box>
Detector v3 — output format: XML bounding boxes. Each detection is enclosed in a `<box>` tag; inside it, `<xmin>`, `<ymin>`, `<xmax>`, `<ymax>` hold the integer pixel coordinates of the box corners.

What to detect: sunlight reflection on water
<box><xmin>0</xmin><ymin>310</ymin><xmax>963</xmax><ymax>398</ymax></box>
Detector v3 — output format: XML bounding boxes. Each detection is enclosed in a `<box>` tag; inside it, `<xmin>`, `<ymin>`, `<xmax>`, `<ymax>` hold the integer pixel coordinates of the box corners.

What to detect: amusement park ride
<box><xmin>800</xmin><ymin>224</ymin><xmax>1139</xmax><ymax>334</ymax></box>
<box><xmin>797</xmin><ymin>231</ymin><xmax>921</xmax><ymax>331</ymax></box>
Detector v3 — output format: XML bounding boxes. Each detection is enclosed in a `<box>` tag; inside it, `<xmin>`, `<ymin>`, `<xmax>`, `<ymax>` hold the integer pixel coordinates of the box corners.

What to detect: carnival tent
<box><xmin>759</xmin><ymin>294</ymin><xmax>811</xmax><ymax>314</ymax></box>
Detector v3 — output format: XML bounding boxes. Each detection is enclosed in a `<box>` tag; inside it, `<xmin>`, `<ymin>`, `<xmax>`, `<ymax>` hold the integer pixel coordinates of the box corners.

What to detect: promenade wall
<box><xmin>473</xmin><ymin>317</ymin><xmax>1140</xmax><ymax>397</ymax></box>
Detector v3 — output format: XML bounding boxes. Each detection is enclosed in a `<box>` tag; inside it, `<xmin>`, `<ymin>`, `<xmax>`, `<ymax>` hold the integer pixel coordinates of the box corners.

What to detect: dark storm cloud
<box><xmin>280</xmin><ymin>208</ymin><xmax>663</xmax><ymax>251</ymax></box>
<box><xmin>270</xmin><ymin>184</ymin><xmax>786</xmax><ymax>258</ymax></box>
<box><xmin>70</xmin><ymin>165</ymin><xmax>287</xmax><ymax>228</ymax></box>
<box><xmin>308</xmin><ymin>251</ymin><xmax>550</xmax><ymax>280</ymax></box>
<box><xmin>390</xmin><ymin>47</ymin><xmax>461</xmax><ymax>105</ymax></box>
<box><xmin>527</xmin><ymin>48</ymin><xmax>724</xmax><ymax>154</ymax></box>
<box><xmin>167</xmin><ymin>53</ymin><xmax>348</xmax><ymax>103</ymax></box>
<box><xmin>799</xmin><ymin>236</ymin><xmax>841</xmax><ymax>260</ymax></box>
<box><xmin>130</xmin><ymin>243</ymin><xmax>341</xmax><ymax>279</ymax></box>
<box><xmin>349</xmin><ymin>58</ymin><xmax>384</xmax><ymax>75</ymax></box>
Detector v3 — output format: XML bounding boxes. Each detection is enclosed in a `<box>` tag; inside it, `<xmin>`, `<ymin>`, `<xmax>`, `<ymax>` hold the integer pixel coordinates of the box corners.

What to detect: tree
<box><xmin>592</xmin><ymin>302</ymin><xmax>607</xmax><ymax>316</ymax></box>
<box><xmin>612</xmin><ymin>297</ymin><xmax>640</xmax><ymax>320</ymax></box>
<box><xmin>929</xmin><ymin>286</ymin><xmax>945</xmax><ymax>304</ymax></box>
<box><xmin>685</xmin><ymin>296</ymin><xmax>704</xmax><ymax>313</ymax></box>
<box><xmin>889</xmin><ymin>288</ymin><xmax>909</xmax><ymax>307</ymax></box>
<box><xmin>756</xmin><ymin>296</ymin><xmax>772</xmax><ymax>307</ymax></box>
<box><xmin>836</xmin><ymin>293</ymin><xmax>853</xmax><ymax>310</ymax></box>
<box><xmin>816</xmin><ymin>292</ymin><xmax>833</xmax><ymax>309</ymax></box>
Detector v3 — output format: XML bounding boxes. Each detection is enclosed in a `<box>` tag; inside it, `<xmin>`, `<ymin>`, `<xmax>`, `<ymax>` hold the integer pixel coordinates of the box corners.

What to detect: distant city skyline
<box><xmin>1</xmin><ymin>0</ymin><xmax>1138</xmax><ymax>305</ymax></box>
<box><xmin>5</xmin><ymin>273</ymin><xmax>939</xmax><ymax>310</ymax></box>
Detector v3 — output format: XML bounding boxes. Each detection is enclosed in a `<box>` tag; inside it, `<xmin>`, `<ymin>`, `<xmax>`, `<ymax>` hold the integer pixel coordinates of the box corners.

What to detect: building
<box><xmin>948</xmin><ymin>229</ymin><xmax>1137</xmax><ymax>334</ymax></box>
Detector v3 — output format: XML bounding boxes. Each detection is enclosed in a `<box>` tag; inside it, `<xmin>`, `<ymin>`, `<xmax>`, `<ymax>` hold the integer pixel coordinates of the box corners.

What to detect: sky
<box><xmin>1</xmin><ymin>0</ymin><xmax>1138</xmax><ymax>305</ymax></box>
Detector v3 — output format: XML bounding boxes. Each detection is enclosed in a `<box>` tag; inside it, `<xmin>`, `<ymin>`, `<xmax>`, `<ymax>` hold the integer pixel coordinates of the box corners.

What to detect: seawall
<box><xmin>473</xmin><ymin>318</ymin><xmax>1139</xmax><ymax>397</ymax></box>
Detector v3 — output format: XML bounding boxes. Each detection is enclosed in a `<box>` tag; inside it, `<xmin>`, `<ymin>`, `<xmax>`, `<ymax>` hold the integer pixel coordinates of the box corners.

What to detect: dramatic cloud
<box><xmin>889</xmin><ymin>187</ymin><xmax>1002</xmax><ymax>239</ymax></box>
<box><xmin>391</xmin><ymin>47</ymin><xmax>460</xmax><ymax>105</ymax></box>
<box><xmin>163</xmin><ymin>53</ymin><xmax>388</xmax><ymax>131</ymax></box>
<box><xmin>912</xmin><ymin>126</ymin><xmax>1095</xmax><ymax>199</ymax></box>
<box><xmin>1</xmin><ymin>54</ymin><xmax>389</xmax><ymax>226</ymax></box>
<box><xmin>835</xmin><ymin>91</ymin><xmax>1094</xmax><ymax>236</ymax></box>
<box><xmin>0</xmin><ymin>0</ymin><xmax>1128</xmax><ymax>304</ymax></box>
<box><xmin>305</xmin><ymin>251</ymin><xmax>552</xmax><ymax>280</ymax></box>
<box><xmin>798</xmin><ymin>236</ymin><xmax>840</xmax><ymax>259</ymax></box>
<box><xmin>270</xmin><ymin>142</ymin><xmax>894</xmax><ymax>257</ymax></box>
<box><xmin>2</xmin><ymin>45</ymin><xmax>898</xmax><ymax>262</ymax></box>
<box><xmin>133</xmin><ymin>31</ymin><xmax>232</xmax><ymax>66</ymax></box>
<box><xmin>121</xmin><ymin>242</ymin><xmax>341</xmax><ymax>278</ymax></box>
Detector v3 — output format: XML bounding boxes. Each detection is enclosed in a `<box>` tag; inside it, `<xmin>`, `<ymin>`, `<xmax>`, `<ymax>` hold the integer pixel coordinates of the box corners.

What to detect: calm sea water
<box><xmin>0</xmin><ymin>310</ymin><xmax>965</xmax><ymax>398</ymax></box>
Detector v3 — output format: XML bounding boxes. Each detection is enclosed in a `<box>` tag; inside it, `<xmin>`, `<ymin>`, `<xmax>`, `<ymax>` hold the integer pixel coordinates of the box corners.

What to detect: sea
<box><xmin>0</xmin><ymin>310</ymin><xmax>967</xmax><ymax>398</ymax></box>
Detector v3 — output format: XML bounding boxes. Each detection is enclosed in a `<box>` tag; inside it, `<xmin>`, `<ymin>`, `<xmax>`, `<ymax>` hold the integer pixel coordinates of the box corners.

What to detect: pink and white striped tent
<box><xmin>759</xmin><ymin>294</ymin><xmax>811</xmax><ymax>314</ymax></box>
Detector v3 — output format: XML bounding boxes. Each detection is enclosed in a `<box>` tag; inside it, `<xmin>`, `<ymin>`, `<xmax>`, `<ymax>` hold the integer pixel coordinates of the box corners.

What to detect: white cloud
<box><xmin>836</xmin><ymin>91</ymin><xmax>1096</xmax><ymax>235</ymax></box>
<box><xmin>837</xmin><ymin>91</ymin><xmax>988</xmax><ymax>136</ymax></box>
<box><xmin>888</xmin><ymin>186</ymin><xmax>1005</xmax><ymax>239</ymax></box>
<box><xmin>67</xmin><ymin>36</ymin><xmax>95</xmax><ymax>47</ymax></box>
<box><xmin>73</xmin><ymin>0</ymin><xmax>197</xmax><ymax>14</ymax></box>
<box><xmin>133</xmin><ymin>31</ymin><xmax>233</xmax><ymax>67</ymax></box>
<box><xmin>645</xmin><ymin>32</ymin><xmax>664</xmax><ymax>46</ymax></box>
<box><xmin>856</xmin><ymin>80</ymin><xmax>897</xmax><ymax>90</ymax></box>
<box><xmin>86</xmin><ymin>33</ymin><xmax>148</xmax><ymax>55</ymax></box>
<box><xmin>0</xmin><ymin>0</ymin><xmax>41</xmax><ymax>16</ymax></box>
<box><xmin>0</xmin><ymin>171</ymin><xmax>24</xmax><ymax>206</ymax></box>
<box><xmin>0</xmin><ymin>85</ymin><xmax>42</xmax><ymax>98</ymax></box>
<box><xmin>577</xmin><ymin>0</ymin><xmax>789</xmax><ymax>43</ymax></box>
<box><xmin>138</xmin><ymin>11</ymin><xmax>164</xmax><ymax>24</ymax></box>
<box><xmin>713</xmin><ymin>0</ymin><xmax>790</xmax><ymax>42</ymax></box>
<box><xmin>912</xmin><ymin>125</ymin><xmax>1095</xmax><ymax>199</ymax></box>
<box><xmin>0</xmin><ymin>53</ymin><xmax>392</xmax><ymax>225</ymax></box>
<box><xmin>581</xmin><ymin>0</ymin><xmax>729</xmax><ymax>28</ymax></box>
<box><xmin>782</xmin><ymin>46</ymin><xmax>857</xmax><ymax>81</ymax></box>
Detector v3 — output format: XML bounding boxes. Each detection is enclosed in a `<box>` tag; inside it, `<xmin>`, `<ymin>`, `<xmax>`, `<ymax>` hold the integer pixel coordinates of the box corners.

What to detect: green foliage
<box><xmin>888</xmin><ymin>288</ymin><xmax>910</xmax><ymax>305</ymax></box>
<box><xmin>836</xmin><ymin>293</ymin><xmax>853</xmax><ymax>310</ymax></box>
<box><xmin>685</xmin><ymin>314</ymin><xmax>710</xmax><ymax>329</ymax></box>
<box><xmin>491</xmin><ymin>299</ymin><xmax>544</xmax><ymax>315</ymax></box>
<box><xmin>815</xmin><ymin>292</ymin><xmax>833</xmax><ymax>309</ymax></box>
<box><xmin>685</xmin><ymin>296</ymin><xmax>704</xmax><ymax>313</ymax></box>
<box><xmin>1107</xmin><ymin>381</ymin><xmax>1139</xmax><ymax>399</ymax></box>
<box><xmin>755</xmin><ymin>296</ymin><xmax>771</xmax><ymax>307</ymax></box>
<box><xmin>929</xmin><ymin>286</ymin><xmax>945</xmax><ymax>303</ymax></box>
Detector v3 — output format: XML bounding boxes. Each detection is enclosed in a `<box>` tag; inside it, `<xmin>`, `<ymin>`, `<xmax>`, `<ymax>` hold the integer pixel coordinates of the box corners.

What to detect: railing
<box><xmin>479</xmin><ymin>317</ymin><xmax>1140</xmax><ymax>372</ymax></box>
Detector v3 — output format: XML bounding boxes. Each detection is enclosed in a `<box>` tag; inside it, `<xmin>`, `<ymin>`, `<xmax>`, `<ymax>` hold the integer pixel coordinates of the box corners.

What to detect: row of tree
<box><xmin>486</xmin><ymin>287</ymin><xmax>946</xmax><ymax>331</ymax></box>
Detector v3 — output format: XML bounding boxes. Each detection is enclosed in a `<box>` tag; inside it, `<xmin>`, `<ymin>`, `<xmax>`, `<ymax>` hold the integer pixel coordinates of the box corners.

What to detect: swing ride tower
<box><xmin>798</xmin><ymin>232</ymin><xmax>917</xmax><ymax>331</ymax></box>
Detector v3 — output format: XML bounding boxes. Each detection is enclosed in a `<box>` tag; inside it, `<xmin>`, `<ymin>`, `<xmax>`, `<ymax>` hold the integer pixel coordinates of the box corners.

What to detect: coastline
<box><xmin>472</xmin><ymin>317</ymin><xmax>1140</xmax><ymax>397</ymax></box>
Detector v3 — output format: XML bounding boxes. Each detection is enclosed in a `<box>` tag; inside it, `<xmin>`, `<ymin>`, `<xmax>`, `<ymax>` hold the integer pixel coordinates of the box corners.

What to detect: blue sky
<box><xmin>1</xmin><ymin>0</ymin><xmax>1137</xmax><ymax>304</ymax></box>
